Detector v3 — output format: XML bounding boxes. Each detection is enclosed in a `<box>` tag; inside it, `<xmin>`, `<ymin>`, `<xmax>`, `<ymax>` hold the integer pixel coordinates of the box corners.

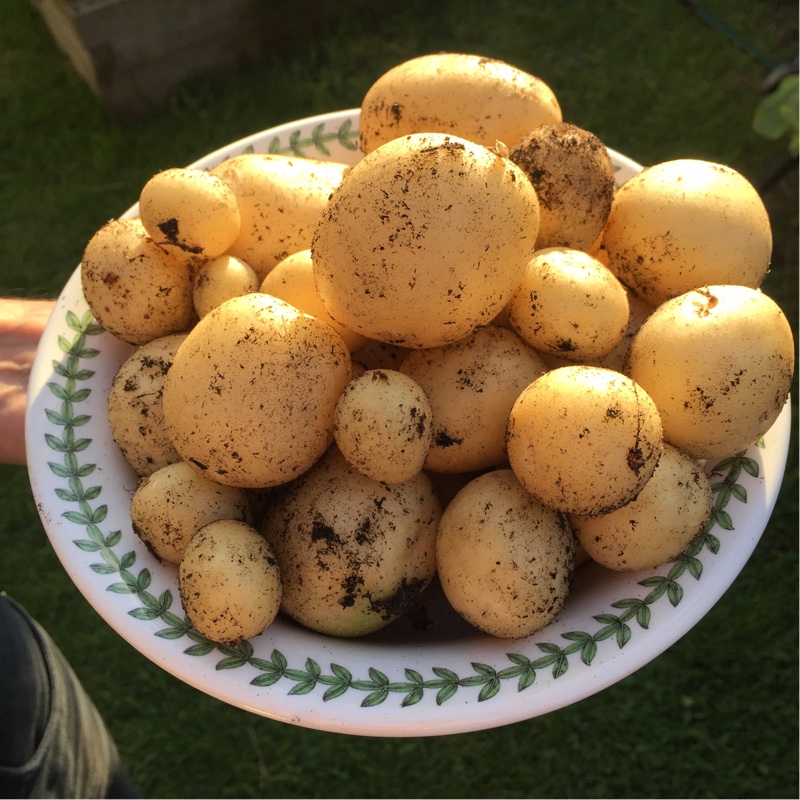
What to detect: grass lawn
<box><xmin>1</xmin><ymin>1</ymin><xmax>797</xmax><ymax>797</ymax></box>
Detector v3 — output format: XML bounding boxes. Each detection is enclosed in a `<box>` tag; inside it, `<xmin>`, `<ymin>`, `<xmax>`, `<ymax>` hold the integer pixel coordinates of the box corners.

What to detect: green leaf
<box><xmin>251</xmin><ymin>671</ymin><xmax>283</xmax><ymax>687</ymax></box>
<box><xmin>129</xmin><ymin>607</ymin><xmax>161</xmax><ymax>621</ymax></box>
<box><xmin>216</xmin><ymin>656</ymin><xmax>248</xmax><ymax>670</ymax></box>
<box><xmin>518</xmin><ymin>669</ymin><xmax>537</xmax><ymax>691</ymax></box>
<box><xmin>154</xmin><ymin>627</ymin><xmax>188</xmax><ymax>640</ymax></box>
<box><xmin>506</xmin><ymin>652</ymin><xmax>532</xmax><ymax>666</ymax></box>
<box><xmin>288</xmin><ymin>680</ymin><xmax>317</xmax><ymax>696</ymax></box>
<box><xmin>552</xmin><ymin>655</ymin><xmax>569</xmax><ymax>679</ymax></box>
<box><xmin>323</xmin><ymin>683</ymin><xmax>350</xmax><ymax>701</ymax></box>
<box><xmin>402</xmin><ymin>688</ymin><xmax>424</xmax><ymax>707</ymax></box>
<box><xmin>436</xmin><ymin>684</ymin><xmax>458</xmax><ymax>705</ymax></box>
<box><xmin>536</xmin><ymin>642</ymin><xmax>563</xmax><ymax>654</ymax></box>
<box><xmin>46</xmin><ymin>434</ymin><xmax>68</xmax><ymax>452</ymax></box>
<box><xmin>362</xmin><ymin>688</ymin><xmax>390</xmax><ymax>707</ymax></box>
<box><xmin>478</xmin><ymin>678</ymin><xmax>501</xmax><ymax>701</ymax></box>
<box><xmin>55</xmin><ymin>488</ymin><xmax>79</xmax><ymax>502</ymax></box>
<box><xmin>404</xmin><ymin>668</ymin><xmax>424</xmax><ymax>683</ymax></box>
<box><xmin>667</xmin><ymin>582</ymin><xmax>684</xmax><ymax>606</ymax></box>
<box><xmin>62</xmin><ymin>510</ymin><xmax>90</xmax><ymax>525</ymax></box>
<box><xmin>90</xmin><ymin>563</ymin><xmax>117</xmax><ymax>574</ymax></box>
<box><xmin>581</xmin><ymin>640</ymin><xmax>598</xmax><ymax>665</ymax></box>
<box><xmin>636</xmin><ymin>604</ymin><xmax>651</xmax><ymax>629</ymax></box>
<box><xmin>712</xmin><ymin>507</ymin><xmax>734</xmax><ymax>530</ymax></box>
<box><xmin>616</xmin><ymin>624</ymin><xmax>632</xmax><ymax>648</ymax></box>
<box><xmin>74</xmin><ymin>539</ymin><xmax>101</xmax><ymax>552</ymax></box>
<box><xmin>687</xmin><ymin>557</ymin><xmax>703</xmax><ymax>580</ymax></box>
<box><xmin>729</xmin><ymin>483</ymin><xmax>748</xmax><ymax>503</ymax></box>
<box><xmin>753</xmin><ymin>74</ymin><xmax>799</xmax><ymax>155</ymax></box>
<box><xmin>107</xmin><ymin>581</ymin><xmax>136</xmax><ymax>594</ymax></box>
<box><xmin>271</xmin><ymin>650</ymin><xmax>288</xmax><ymax>671</ymax></box>
<box><xmin>184</xmin><ymin>643</ymin><xmax>217</xmax><ymax>657</ymax></box>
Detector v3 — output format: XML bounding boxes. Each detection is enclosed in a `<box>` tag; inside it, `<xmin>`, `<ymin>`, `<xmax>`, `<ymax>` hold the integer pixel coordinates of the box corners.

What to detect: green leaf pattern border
<box><xmin>43</xmin><ymin>119</ymin><xmax>764</xmax><ymax>711</ymax></box>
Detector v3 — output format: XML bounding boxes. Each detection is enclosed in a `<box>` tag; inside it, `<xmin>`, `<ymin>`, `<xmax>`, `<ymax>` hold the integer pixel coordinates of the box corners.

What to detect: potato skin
<box><xmin>130</xmin><ymin>461</ymin><xmax>252</xmax><ymax>564</ymax></box>
<box><xmin>359</xmin><ymin>53</ymin><xmax>562</xmax><ymax>154</ymax></box>
<box><xmin>260</xmin><ymin>447</ymin><xmax>441</xmax><ymax>637</ymax></box>
<box><xmin>570</xmin><ymin>443</ymin><xmax>712</xmax><ymax>571</ymax></box>
<box><xmin>625</xmin><ymin>285</ymin><xmax>795</xmax><ymax>459</ymax></box>
<box><xmin>81</xmin><ymin>218</ymin><xmax>196</xmax><ymax>345</ymax></box>
<box><xmin>399</xmin><ymin>325</ymin><xmax>548</xmax><ymax>472</ymax></box>
<box><xmin>179</xmin><ymin>519</ymin><xmax>282</xmax><ymax>644</ymax></box>
<box><xmin>107</xmin><ymin>333</ymin><xmax>187</xmax><ymax>476</ymax></box>
<box><xmin>603</xmin><ymin>159</ymin><xmax>772</xmax><ymax>307</ymax></box>
<box><xmin>313</xmin><ymin>133</ymin><xmax>540</xmax><ymax>349</ymax></box>
<box><xmin>210</xmin><ymin>153</ymin><xmax>349</xmax><ymax>282</ymax></box>
<box><xmin>436</xmin><ymin>469</ymin><xmax>574</xmax><ymax>638</ymax></box>
<box><xmin>162</xmin><ymin>293</ymin><xmax>352</xmax><ymax>488</ymax></box>
<box><xmin>506</xmin><ymin>366</ymin><xmax>663</xmax><ymax>515</ymax></box>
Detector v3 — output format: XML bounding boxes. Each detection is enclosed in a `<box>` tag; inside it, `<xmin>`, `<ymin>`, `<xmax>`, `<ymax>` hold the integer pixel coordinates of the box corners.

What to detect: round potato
<box><xmin>210</xmin><ymin>153</ymin><xmax>350</xmax><ymax>282</ymax></box>
<box><xmin>399</xmin><ymin>325</ymin><xmax>548</xmax><ymax>472</ymax></box>
<box><xmin>570</xmin><ymin>443</ymin><xmax>712</xmax><ymax>571</ymax></box>
<box><xmin>193</xmin><ymin>254</ymin><xmax>259</xmax><ymax>318</ymax></box>
<box><xmin>260</xmin><ymin>249</ymin><xmax>367</xmax><ymax>352</ymax></box>
<box><xmin>261</xmin><ymin>447</ymin><xmax>441</xmax><ymax>637</ymax></box>
<box><xmin>334</xmin><ymin>369</ymin><xmax>433</xmax><ymax>484</ymax></box>
<box><xmin>107</xmin><ymin>332</ymin><xmax>188</xmax><ymax>476</ymax></box>
<box><xmin>625</xmin><ymin>284</ymin><xmax>795</xmax><ymax>459</ymax></box>
<box><xmin>436</xmin><ymin>469</ymin><xmax>574</xmax><ymax>638</ymax></box>
<box><xmin>138</xmin><ymin>167</ymin><xmax>241</xmax><ymax>260</ymax></box>
<box><xmin>509</xmin><ymin>122</ymin><xmax>615</xmax><ymax>250</ymax></box>
<box><xmin>506</xmin><ymin>366</ymin><xmax>664</xmax><ymax>515</ymax></box>
<box><xmin>359</xmin><ymin>53</ymin><xmax>562</xmax><ymax>154</ymax></box>
<box><xmin>506</xmin><ymin>247</ymin><xmax>630</xmax><ymax>362</ymax></box>
<box><xmin>162</xmin><ymin>293</ymin><xmax>352</xmax><ymax>488</ymax></box>
<box><xmin>81</xmin><ymin>218</ymin><xmax>196</xmax><ymax>345</ymax></box>
<box><xmin>603</xmin><ymin>159</ymin><xmax>772</xmax><ymax>307</ymax></box>
<box><xmin>313</xmin><ymin>133</ymin><xmax>540</xmax><ymax>349</ymax></box>
<box><xmin>179</xmin><ymin>519</ymin><xmax>282</xmax><ymax>644</ymax></box>
<box><xmin>130</xmin><ymin>461</ymin><xmax>252</xmax><ymax>564</ymax></box>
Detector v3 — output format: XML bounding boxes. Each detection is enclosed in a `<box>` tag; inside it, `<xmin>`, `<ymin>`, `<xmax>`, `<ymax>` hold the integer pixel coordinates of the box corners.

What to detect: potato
<box><xmin>399</xmin><ymin>325</ymin><xmax>548</xmax><ymax>472</ymax></box>
<box><xmin>193</xmin><ymin>254</ymin><xmax>259</xmax><ymax>318</ymax></box>
<box><xmin>509</xmin><ymin>122</ymin><xmax>615</xmax><ymax>250</ymax></box>
<box><xmin>130</xmin><ymin>461</ymin><xmax>252</xmax><ymax>564</ymax></box>
<box><xmin>625</xmin><ymin>284</ymin><xmax>795</xmax><ymax>459</ymax></box>
<box><xmin>603</xmin><ymin>159</ymin><xmax>772</xmax><ymax>307</ymax></box>
<box><xmin>107</xmin><ymin>332</ymin><xmax>187</xmax><ymax>476</ymax></box>
<box><xmin>334</xmin><ymin>369</ymin><xmax>433</xmax><ymax>484</ymax></box>
<box><xmin>162</xmin><ymin>292</ymin><xmax>352</xmax><ymax>488</ymax></box>
<box><xmin>260</xmin><ymin>447</ymin><xmax>441</xmax><ymax>637</ymax></box>
<box><xmin>570</xmin><ymin>443</ymin><xmax>712</xmax><ymax>571</ymax></box>
<box><xmin>260</xmin><ymin>249</ymin><xmax>367</xmax><ymax>352</ymax></box>
<box><xmin>81</xmin><ymin>217</ymin><xmax>196</xmax><ymax>345</ymax></box>
<box><xmin>313</xmin><ymin>133</ymin><xmax>540</xmax><ymax>349</ymax></box>
<box><xmin>138</xmin><ymin>167</ymin><xmax>241</xmax><ymax>260</ymax></box>
<box><xmin>506</xmin><ymin>366</ymin><xmax>663</xmax><ymax>515</ymax></box>
<box><xmin>436</xmin><ymin>469</ymin><xmax>574</xmax><ymax>638</ymax></box>
<box><xmin>179</xmin><ymin>519</ymin><xmax>282</xmax><ymax>644</ymax></box>
<box><xmin>506</xmin><ymin>247</ymin><xmax>630</xmax><ymax>362</ymax></box>
<box><xmin>210</xmin><ymin>153</ymin><xmax>350</xmax><ymax>281</ymax></box>
<box><xmin>359</xmin><ymin>53</ymin><xmax>562</xmax><ymax>155</ymax></box>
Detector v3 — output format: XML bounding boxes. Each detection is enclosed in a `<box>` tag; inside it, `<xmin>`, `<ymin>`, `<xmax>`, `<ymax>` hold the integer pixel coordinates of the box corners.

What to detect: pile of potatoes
<box><xmin>83</xmin><ymin>53</ymin><xmax>795</xmax><ymax>645</ymax></box>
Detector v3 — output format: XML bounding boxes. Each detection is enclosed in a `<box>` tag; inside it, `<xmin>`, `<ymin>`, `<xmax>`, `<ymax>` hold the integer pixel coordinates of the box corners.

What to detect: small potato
<box><xmin>506</xmin><ymin>247</ymin><xmax>630</xmax><ymax>362</ymax></box>
<box><xmin>211</xmin><ymin>153</ymin><xmax>350</xmax><ymax>281</ymax></box>
<box><xmin>400</xmin><ymin>326</ymin><xmax>548</xmax><ymax>472</ymax></box>
<box><xmin>506</xmin><ymin>366</ymin><xmax>664</xmax><ymax>515</ymax></box>
<box><xmin>107</xmin><ymin>332</ymin><xmax>188</xmax><ymax>476</ymax></box>
<box><xmin>81</xmin><ymin>218</ymin><xmax>196</xmax><ymax>345</ymax></box>
<box><xmin>261</xmin><ymin>447</ymin><xmax>441</xmax><ymax>637</ymax></box>
<box><xmin>509</xmin><ymin>122</ymin><xmax>615</xmax><ymax>250</ymax></box>
<box><xmin>603</xmin><ymin>159</ymin><xmax>772</xmax><ymax>307</ymax></box>
<box><xmin>570</xmin><ymin>443</ymin><xmax>712</xmax><ymax>571</ymax></box>
<box><xmin>193</xmin><ymin>254</ymin><xmax>259</xmax><ymax>318</ymax></box>
<box><xmin>260</xmin><ymin>249</ymin><xmax>367</xmax><ymax>352</ymax></box>
<box><xmin>138</xmin><ymin>167</ymin><xmax>241</xmax><ymax>260</ymax></box>
<box><xmin>359</xmin><ymin>53</ymin><xmax>562</xmax><ymax>154</ymax></box>
<box><xmin>313</xmin><ymin>133</ymin><xmax>540</xmax><ymax>349</ymax></box>
<box><xmin>436</xmin><ymin>469</ymin><xmax>574</xmax><ymax>639</ymax></box>
<box><xmin>162</xmin><ymin>293</ymin><xmax>352</xmax><ymax>488</ymax></box>
<box><xmin>179</xmin><ymin>519</ymin><xmax>282</xmax><ymax>644</ymax></box>
<box><xmin>130</xmin><ymin>461</ymin><xmax>252</xmax><ymax>564</ymax></box>
<box><xmin>626</xmin><ymin>285</ymin><xmax>795</xmax><ymax>459</ymax></box>
<box><xmin>334</xmin><ymin>369</ymin><xmax>433</xmax><ymax>484</ymax></box>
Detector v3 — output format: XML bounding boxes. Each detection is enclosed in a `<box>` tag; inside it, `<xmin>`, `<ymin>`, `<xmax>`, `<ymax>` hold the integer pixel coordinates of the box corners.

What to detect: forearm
<box><xmin>0</xmin><ymin>299</ymin><xmax>57</xmax><ymax>466</ymax></box>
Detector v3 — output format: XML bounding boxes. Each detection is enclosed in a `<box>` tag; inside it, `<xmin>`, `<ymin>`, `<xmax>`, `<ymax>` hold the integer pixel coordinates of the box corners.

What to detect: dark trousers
<box><xmin>0</xmin><ymin>594</ymin><xmax>139</xmax><ymax>799</ymax></box>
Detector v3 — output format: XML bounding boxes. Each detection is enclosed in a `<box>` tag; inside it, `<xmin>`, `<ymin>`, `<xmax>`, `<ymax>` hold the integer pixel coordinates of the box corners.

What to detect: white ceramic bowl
<box><xmin>25</xmin><ymin>110</ymin><xmax>792</xmax><ymax>737</ymax></box>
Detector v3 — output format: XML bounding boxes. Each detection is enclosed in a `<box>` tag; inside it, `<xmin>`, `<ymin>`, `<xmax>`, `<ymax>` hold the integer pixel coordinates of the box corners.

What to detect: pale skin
<box><xmin>0</xmin><ymin>298</ymin><xmax>57</xmax><ymax>466</ymax></box>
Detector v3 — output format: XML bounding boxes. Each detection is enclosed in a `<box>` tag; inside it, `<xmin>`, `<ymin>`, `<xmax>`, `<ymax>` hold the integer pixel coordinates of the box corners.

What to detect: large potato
<box><xmin>603</xmin><ymin>159</ymin><xmax>772</xmax><ymax>307</ymax></box>
<box><xmin>107</xmin><ymin>332</ymin><xmax>187</xmax><ymax>476</ymax></box>
<box><xmin>210</xmin><ymin>153</ymin><xmax>349</xmax><ymax>281</ymax></box>
<box><xmin>81</xmin><ymin>218</ymin><xmax>196</xmax><ymax>345</ymax></box>
<box><xmin>625</xmin><ymin>284</ymin><xmax>795</xmax><ymax>459</ymax></box>
<box><xmin>313</xmin><ymin>133</ymin><xmax>540</xmax><ymax>349</ymax></box>
<box><xmin>570</xmin><ymin>443</ymin><xmax>712</xmax><ymax>571</ymax></box>
<box><xmin>130</xmin><ymin>461</ymin><xmax>252</xmax><ymax>564</ymax></box>
<box><xmin>359</xmin><ymin>53</ymin><xmax>562</xmax><ymax>154</ymax></box>
<box><xmin>506</xmin><ymin>366</ymin><xmax>663</xmax><ymax>515</ymax></box>
<box><xmin>179</xmin><ymin>519</ymin><xmax>282</xmax><ymax>644</ymax></box>
<box><xmin>260</xmin><ymin>447</ymin><xmax>441</xmax><ymax>637</ymax></box>
<box><xmin>436</xmin><ymin>469</ymin><xmax>574</xmax><ymax>638</ymax></box>
<box><xmin>162</xmin><ymin>293</ymin><xmax>352</xmax><ymax>488</ymax></box>
<box><xmin>399</xmin><ymin>325</ymin><xmax>548</xmax><ymax>472</ymax></box>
